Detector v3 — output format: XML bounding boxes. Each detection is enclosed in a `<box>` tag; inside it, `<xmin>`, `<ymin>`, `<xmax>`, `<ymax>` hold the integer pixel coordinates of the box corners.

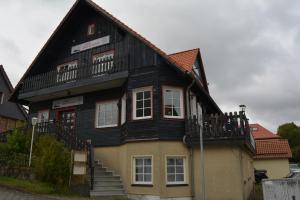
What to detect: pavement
<box><xmin>0</xmin><ymin>186</ymin><xmax>54</xmax><ymax>200</ymax></box>
<box><xmin>0</xmin><ymin>186</ymin><xmax>127</xmax><ymax>200</ymax></box>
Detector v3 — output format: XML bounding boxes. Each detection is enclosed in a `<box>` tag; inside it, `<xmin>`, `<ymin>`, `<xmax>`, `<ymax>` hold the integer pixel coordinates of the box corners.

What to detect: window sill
<box><xmin>166</xmin><ymin>184</ymin><xmax>189</xmax><ymax>187</ymax></box>
<box><xmin>131</xmin><ymin>184</ymin><xmax>153</xmax><ymax>187</ymax></box>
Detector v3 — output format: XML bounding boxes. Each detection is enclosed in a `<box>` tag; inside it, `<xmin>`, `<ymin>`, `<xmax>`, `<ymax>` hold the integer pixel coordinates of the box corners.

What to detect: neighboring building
<box><xmin>0</xmin><ymin>65</ymin><xmax>27</xmax><ymax>133</ymax></box>
<box><xmin>251</xmin><ymin>123</ymin><xmax>292</xmax><ymax>179</ymax></box>
<box><xmin>11</xmin><ymin>0</ymin><xmax>255</xmax><ymax>199</ymax></box>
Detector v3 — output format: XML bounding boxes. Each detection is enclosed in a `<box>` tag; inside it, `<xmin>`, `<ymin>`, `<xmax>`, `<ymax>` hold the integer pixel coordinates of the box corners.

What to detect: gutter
<box><xmin>185</xmin><ymin>79</ymin><xmax>196</xmax><ymax>200</ymax></box>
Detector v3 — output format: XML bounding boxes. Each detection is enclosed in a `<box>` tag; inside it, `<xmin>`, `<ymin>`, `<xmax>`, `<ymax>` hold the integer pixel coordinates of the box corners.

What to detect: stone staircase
<box><xmin>89</xmin><ymin>162</ymin><xmax>126</xmax><ymax>197</ymax></box>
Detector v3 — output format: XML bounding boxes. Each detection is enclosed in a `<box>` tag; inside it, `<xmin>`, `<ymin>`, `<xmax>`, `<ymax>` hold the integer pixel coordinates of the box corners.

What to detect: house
<box><xmin>250</xmin><ymin>123</ymin><xmax>292</xmax><ymax>179</ymax></box>
<box><xmin>10</xmin><ymin>0</ymin><xmax>255</xmax><ymax>199</ymax></box>
<box><xmin>0</xmin><ymin>65</ymin><xmax>27</xmax><ymax>134</ymax></box>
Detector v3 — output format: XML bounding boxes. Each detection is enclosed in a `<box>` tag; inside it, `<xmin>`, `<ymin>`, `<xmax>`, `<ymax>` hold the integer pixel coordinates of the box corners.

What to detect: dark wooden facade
<box><xmin>11</xmin><ymin>0</ymin><xmax>254</xmax><ymax>151</ymax></box>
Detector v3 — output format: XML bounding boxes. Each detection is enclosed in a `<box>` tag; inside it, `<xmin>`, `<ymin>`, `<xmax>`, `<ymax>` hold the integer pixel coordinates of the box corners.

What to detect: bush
<box><xmin>34</xmin><ymin>135</ymin><xmax>71</xmax><ymax>190</ymax></box>
<box><xmin>6</xmin><ymin>128</ymin><xmax>31</xmax><ymax>154</ymax></box>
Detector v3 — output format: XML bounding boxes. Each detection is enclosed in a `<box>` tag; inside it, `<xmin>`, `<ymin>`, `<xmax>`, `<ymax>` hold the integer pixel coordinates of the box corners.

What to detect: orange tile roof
<box><xmin>168</xmin><ymin>49</ymin><xmax>199</xmax><ymax>72</ymax></box>
<box><xmin>254</xmin><ymin>139</ymin><xmax>292</xmax><ymax>159</ymax></box>
<box><xmin>250</xmin><ymin>123</ymin><xmax>279</xmax><ymax>139</ymax></box>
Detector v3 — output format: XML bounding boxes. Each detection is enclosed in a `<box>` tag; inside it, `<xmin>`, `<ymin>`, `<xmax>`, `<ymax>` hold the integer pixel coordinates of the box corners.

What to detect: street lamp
<box><xmin>29</xmin><ymin>117</ymin><xmax>38</xmax><ymax>167</ymax></box>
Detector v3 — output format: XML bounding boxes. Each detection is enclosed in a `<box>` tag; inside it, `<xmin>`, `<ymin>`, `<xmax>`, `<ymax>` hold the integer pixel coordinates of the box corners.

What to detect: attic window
<box><xmin>87</xmin><ymin>24</ymin><xmax>96</xmax><ymax>36</ymax></box>
<box><xmin>251</xmin><ymin>127</ymin><xmax>258</xmax><ymax>132</ymax></box>
<box><xmin>0</xmin><ymin>92</ymin><xmax>4</xmax><ymax>104</ymax></box>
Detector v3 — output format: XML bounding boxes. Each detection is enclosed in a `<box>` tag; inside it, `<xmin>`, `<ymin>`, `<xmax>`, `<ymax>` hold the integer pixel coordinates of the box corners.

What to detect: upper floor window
<box><xmin>87</xmin><ymin>23</ymin><xmax>96</xmax><ymax>36</ymax></box>
<box><xmin>163</xmin><ymin>86</ymin><xmax>184</xmax><ymax>119</ymax></box>
<box><xmin>0</xmin><ymin>92</ymin><xmax>4</xmax><ymax>104</ymax></box>
<box><xmin>57</xmin><ymin>61</ymin><xmax>78</xmax><ymax>82</ymax></box>
<box><xmin>95</xmin><ymin>100</ymin><xmax>118</xmax><ymax>128</ymax></box>
<box><xmin>132</xmin><ymin>87</ymin><xmax>152</xmax><ymax>120</ymax></box>
<box><xmin>121</xmin><ymin>93</ymin><xmax>126</xmax><ymax>125</ymax></box>
<box><xmin>193</xmin><ymin>61</ymin><xmax>201</xmax><ymax>77</ymax></box>
<box><xmin>92</xmin><ymin>51</ymin><xmax>114</xmax><ymax>75</ymax></box>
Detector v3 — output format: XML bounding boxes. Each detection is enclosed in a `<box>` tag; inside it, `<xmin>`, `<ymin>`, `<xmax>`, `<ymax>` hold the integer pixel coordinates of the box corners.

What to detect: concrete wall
<box><xmin>94</xmin><ymin>141</ymin><xmax>254</xmax><ymax>200</ymax></box>
<box><xmin>262</xmin><ymin>179</ymin><xmax>300</xmax><ymax>200</ymax></box>
<box><xmin>254</xmin><ymin>159</ymin><xmax>290</xmax><ymax>179</ymax></box>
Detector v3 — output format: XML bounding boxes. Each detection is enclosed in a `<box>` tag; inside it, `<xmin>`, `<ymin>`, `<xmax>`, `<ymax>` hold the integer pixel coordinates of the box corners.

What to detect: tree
<box><xmin>278</xmin><ymin>122</ymin><xmax>300</xmax><ymax>162</ymax></box>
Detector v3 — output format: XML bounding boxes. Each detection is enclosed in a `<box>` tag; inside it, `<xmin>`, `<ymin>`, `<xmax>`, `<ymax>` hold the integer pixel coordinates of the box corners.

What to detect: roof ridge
<box><xmin>168</xmin><ymin>48</ymin><xmax>199</xmax><ymax>56</ymax></box>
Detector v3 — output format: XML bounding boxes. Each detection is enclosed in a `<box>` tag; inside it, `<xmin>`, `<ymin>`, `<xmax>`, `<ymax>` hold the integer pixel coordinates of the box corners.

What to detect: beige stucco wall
<box><xmin>94</xmin><ymin>141</ymin><xmax>254</xmax><ymax>200</ymax></box>
<box><xmin>254</xmin><ymin>158</ymin><xmax>290</xmax><ymax>179</ymax></box>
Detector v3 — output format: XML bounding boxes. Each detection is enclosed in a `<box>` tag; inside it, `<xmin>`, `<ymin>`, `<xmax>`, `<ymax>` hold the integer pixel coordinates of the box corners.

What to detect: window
<box><xmin>95</xmin><ymin>100</ymin><xmax>118</xmax><ymax>128</ymax></box>
<box><xmin>190</xmin><ymin>92</ymin><xmax>197</xmax><ymax>118</ymax></box>
<box><xmin>166</xmin><ymin>156</ymin><xmax>187</xmax><ymax>185</ymax></box>
<box><xmin>133</xmin><ymin>156</ymin><xmax>152</xmax><ymax>184</ymax></box>
<box><xmin>121</xmin><ymin>93</ymin><xmax>126</xmax><ymax>125</ymax></box>
<box><xmin>163</xmin><ymin>86</ymin><xmax>184</xmax><ymax>119</ymax></box>
<box><xmin>92</xmin><ymin>51</ymin><xmax>114</xmax><ymax>75</ymax></box>
<box><xmin>193</xmin><ymin>60</ymin><xmax>201</xmax><ymax>77</ymax></box>
<box><xmin>132</xmin><ymin>87</ymin><xmax>152</xmax><ymax>120</ymax></box>
<box><xmin>57</xmin><ymin>61</ymin><xmax>78</xmax><ymax>82</ymax></box>
<box><xmin>197</xmin><ymin>102</ymin><xmax>202</xmax><ymax>124</ymax></box>
<box><xmin>251</xmin><ymin>127</ymin><xmax>258</xmax><ymax>132</ymax></box>
<box><xmin>37</xmin><ymin>110</ymin><xmax>49</xmax><ymax>123</ymax></box>
<box><xmin>87</xmin><ymin>24</ymin><xmax>95</xmax><ymax>35</ymax></box>
<box><xmin>0</xmin><ymin>92</ymin><xmax>4</xmax><ymax>104</ymax></box>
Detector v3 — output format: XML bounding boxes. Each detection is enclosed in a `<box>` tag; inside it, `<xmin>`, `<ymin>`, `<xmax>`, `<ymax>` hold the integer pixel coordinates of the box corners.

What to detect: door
<box><xmin>57</xmin><ymin>109</ymin><xmax>76</xmax><ymax>138</ymax></box>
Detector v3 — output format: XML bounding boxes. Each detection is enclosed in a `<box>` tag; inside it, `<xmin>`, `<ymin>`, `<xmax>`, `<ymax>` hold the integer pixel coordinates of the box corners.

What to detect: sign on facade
<box><xmin>52</xmin><ymin>96</ymin><xmax>83</xmax><ymax>109</ymax></box>
<box><xmin>71</xmin><ymin>35</ymin><xmax>110</xmax><ymax>54</ymax></box>
<box><xmin>73</xmin><ymin>151</ymin><xmax>87</xmax><ymax>175</ymax></box>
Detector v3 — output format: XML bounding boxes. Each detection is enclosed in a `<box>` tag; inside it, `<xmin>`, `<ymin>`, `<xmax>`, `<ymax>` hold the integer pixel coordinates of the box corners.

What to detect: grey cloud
<box><xmin>1</xmin><ymin>0</ymin><xmax>299</xmax><ymax>132</ymax></box>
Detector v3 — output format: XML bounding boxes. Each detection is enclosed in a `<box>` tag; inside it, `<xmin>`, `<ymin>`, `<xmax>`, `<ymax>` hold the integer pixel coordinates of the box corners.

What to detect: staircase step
<box><xmin>91</xmin><ymin>171</ymin><xmax>113</xmax><ymax>176</ymax></box>
<box><xmin>90</xmin><ymin>189</ymin><xmax>125</xmax><ymax>197</ymax></box>
<box><xmin>93</xmin><ymin>176</ymin><xmax>121</xmax><ymax>181</ymax></box>
<box><xmin>92</xmin><ymin>185</ymin><xmax>123</xmax><ymax>190</ymax></box>
<box><xmin>94</xmin><ymin>181</ymin><xmax>123</xmax><ymax>186</ymax></box>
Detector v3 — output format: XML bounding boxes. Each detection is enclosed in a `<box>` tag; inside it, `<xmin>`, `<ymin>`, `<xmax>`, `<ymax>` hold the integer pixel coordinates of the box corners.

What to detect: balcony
<box><xmin>185</xmin><ymin>112</ymin><xmax>255</xmax><ymax>152</ymax></box>
<box><xmin>19</xmin><ymin>56</ymin><xmax>129</xmax><ymax>102</ymax></box>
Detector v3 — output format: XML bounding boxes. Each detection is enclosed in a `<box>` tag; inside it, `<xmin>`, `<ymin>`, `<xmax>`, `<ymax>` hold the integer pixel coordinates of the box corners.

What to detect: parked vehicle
<box><xmin>289</xmin><ymin>163</ymin><xmax>300</xmax><ymax>173</ymax></box>
<box><xmin>286</xmin><ymin>172</ymin><xmax>300</xmax><ymax>179</ymax></box>
<box><xmin>255</xmin><ymin>169</ymin><xmax>268</xmax><ymax>183</ymax></box>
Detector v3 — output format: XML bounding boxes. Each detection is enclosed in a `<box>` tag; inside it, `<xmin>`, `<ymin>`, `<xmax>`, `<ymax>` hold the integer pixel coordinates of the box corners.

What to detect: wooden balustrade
<box><xmin>185</xmin><ymin>112</ymin><xmax>255</xmax><ymax>150</ymax></box>
<box><xmin>20</xmin><ymin>55</ymin><xmax>129</xmax><ymax>93</ymax></box>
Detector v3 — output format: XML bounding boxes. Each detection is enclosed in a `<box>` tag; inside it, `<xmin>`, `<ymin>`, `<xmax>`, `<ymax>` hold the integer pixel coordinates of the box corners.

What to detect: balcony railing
<box><xmin>36</xmin><ymin>121</ymin><xmax>87</xmax><ymax>150</ymax></box>
<box><xmin>20</xmin><ymin>55</ymin><xmax>129</xmax><ymax>94</ymax></box>
<box><xmin>185</xmin><ymin>112</ymin><xmax>255</xmax><ymax>151</ymax></box>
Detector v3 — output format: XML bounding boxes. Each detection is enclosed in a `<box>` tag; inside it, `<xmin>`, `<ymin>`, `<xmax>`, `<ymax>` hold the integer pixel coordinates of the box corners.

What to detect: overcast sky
<box><xmin>0</xmin><ymin>0</ymin><xmax>299</xmax><ymax>132</ymax></box>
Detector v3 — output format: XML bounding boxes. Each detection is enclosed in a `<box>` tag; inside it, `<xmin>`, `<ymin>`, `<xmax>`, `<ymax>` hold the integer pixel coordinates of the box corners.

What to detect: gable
<box><xmin>0</xmin><ymin>66</ymin><xmax>27</xmax><ymax>120</ymax></box>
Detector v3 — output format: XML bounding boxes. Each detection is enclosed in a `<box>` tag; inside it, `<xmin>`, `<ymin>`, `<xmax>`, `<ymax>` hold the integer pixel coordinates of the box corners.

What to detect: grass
<box><xmin>0</xmin><ymin>176</ymin><xmax>55</xmax><ymax>194</ymax></box>
<box><xmin>254</xmin><ymin>183</ymin><xmax>263</xmax><ymax>200</ymax></box>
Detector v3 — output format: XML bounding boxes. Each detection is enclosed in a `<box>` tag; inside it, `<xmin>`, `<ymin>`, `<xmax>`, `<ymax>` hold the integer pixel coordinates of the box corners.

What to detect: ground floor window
<box><xmin>95</xmin><ymin>100</ymin><xmax>118</xmax><ymax>128</ymax></box>
<box><xmin>132</xmin><ymin>156</ymin><xmax>152</xmax><ymax>184</ymax></box>
<box><xmin>166</xmin><ymin>156</ymin><xmax>187</xmax><ymax>185</ymax></box>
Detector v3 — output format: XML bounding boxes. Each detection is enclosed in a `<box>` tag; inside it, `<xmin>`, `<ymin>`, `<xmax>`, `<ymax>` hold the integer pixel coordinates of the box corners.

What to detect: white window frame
<box><xmin>190</xmin><ymin>92</ymin><xmax>197</xmax><ymax>118</ymax></box>
<box><xmin>165</xmin><ymin>156</ymin><xmax>188</xmax><ymax>185</ymax></box>
<box><xmin>95</xmin><ymin>100</ymin><xmax>118</xmax><ymax>128</ymax></box>
<box><xmin>163</xmin><ymin>86</ymin><xmax>184</xmax><ymax>119</ymax></box>
<box><xmin>132</xmin><ymin>155</ymin><xmax>153</xmax><ymax>185</ymax></box>
<box><xmin>121</xmin><ymin>93</ymin><xmax>126</xmax><ymax>125</ymax></box>
<box><xmin>37</xmin><ymin>110</ymin><xmax>49</xmax><ymax>123</ymax></box>
<box><xmin>0</xmin><ymin>92</ymin><xmax>4</xmax><ymax>104</ymax></box>
<box><xmin>132</xmin><ymin>86</ymin><xmax>153</xmax><ymax>120</ymax></box>
<box><xmin>87</xmin><ymin>23</ymin><xmax>95</xmax><ymax>36</ymax></box>
<box><xmin>56</xmin><ymin>60</ymin><xmax>78</xmax><ymax>82</ymax></box>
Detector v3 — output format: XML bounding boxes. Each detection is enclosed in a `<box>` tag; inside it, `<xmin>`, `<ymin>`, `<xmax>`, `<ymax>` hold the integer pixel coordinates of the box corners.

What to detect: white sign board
<box><xmin>74</xmin><ymin>151</ymin><xmax>87</xmax><ymax>162</ymax></box>
<box><xmin>52</xmin><ymin>96</ymin><xmax>83</xmax><ymax>109</ymax></box>
<box><xmin>71</xmin><ymin>35</ymin><xmax>110</xmax><ymax>54</ymax></box>
<box><xmin>73</xmin><ymin>164</ymin><xmax>86</xmax><ymax>175</ymax></box>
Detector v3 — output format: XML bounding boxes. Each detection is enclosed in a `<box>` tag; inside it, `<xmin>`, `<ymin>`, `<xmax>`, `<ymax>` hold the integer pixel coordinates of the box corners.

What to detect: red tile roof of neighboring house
<box><xmin>168</xmin><ymin>49</ymin><xmax>199</xmax><ymax>72</ymax></box>
<box><xmin>254</xmin><ymin>139</ymin><xmax>292</xmax><ymax>159</ymax></box>
<box><xmin>250</xmin><ymin>123</ymin><xmax>279</xmax><ymax>139</ymax></box>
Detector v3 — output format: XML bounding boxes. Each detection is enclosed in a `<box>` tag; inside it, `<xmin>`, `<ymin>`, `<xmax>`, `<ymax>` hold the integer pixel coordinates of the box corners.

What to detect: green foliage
<box><xmin>34</xmin><ymin>135</ymin><xmax>71</xmax><ymax>190</ymax></box>
<box><xmin>0</xmin><ymin>176</ymin><xmax>55</xmax><ymax>194</ymax></box>
<box><xmin>278</xmin><ymin>122</ymin><xmax>300</xmax><ymax>162</ymax></box>
<box><xmin>6</xmin><ymin>128</ymin><xmax>31</xmax><ymax>154</ymax></box>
